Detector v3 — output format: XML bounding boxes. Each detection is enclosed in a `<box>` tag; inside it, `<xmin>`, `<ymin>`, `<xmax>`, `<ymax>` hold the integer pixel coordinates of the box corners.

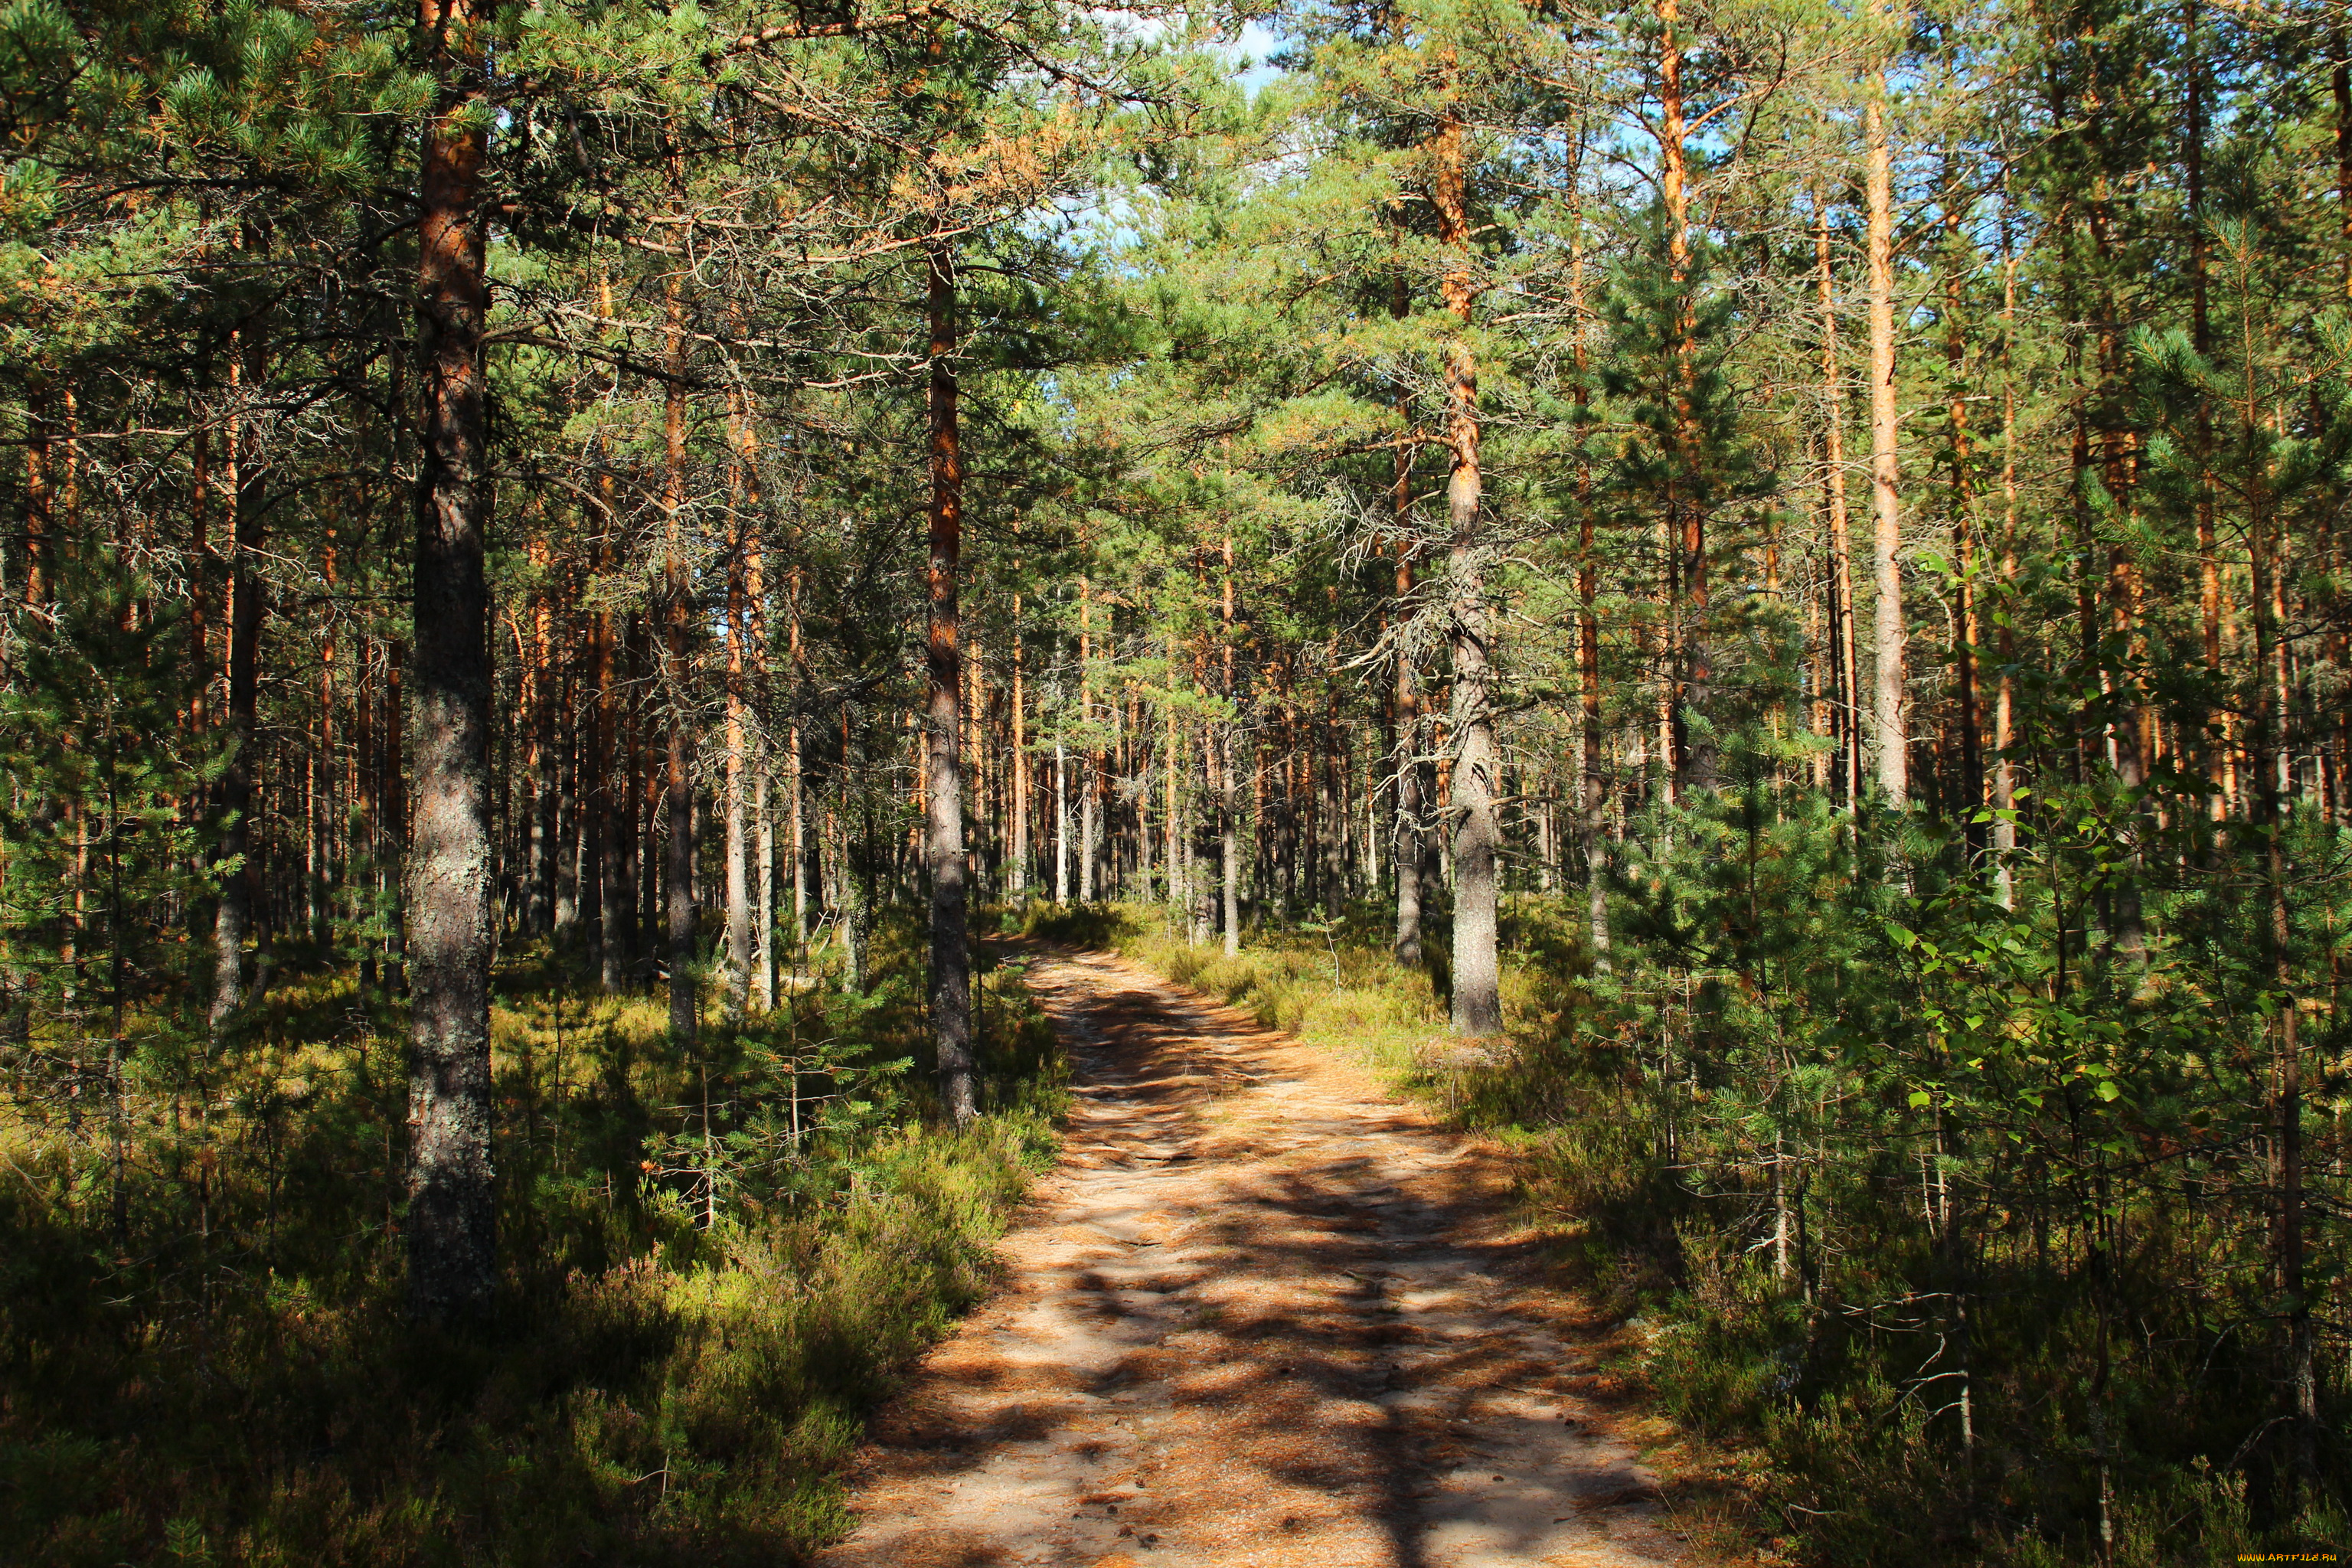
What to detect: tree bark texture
<box><xmin>404</xmin><ymin>0</ymin><xmax>496</xmax><ymax>1325</ymax></box>
<box><xmin>662</xmin><ymin>251</ymin><xmax>697</xmax><ymax>1050</ymax></box>
<box><xmin>926</xmin><ymin>243</ymin><xmax>976</xmax><ymax>1127</ymax></box>
<box><xmin>1432</xmin><ymin>93</ymin><xmax>1501</xmax><ymax>1037</ymax></box>
<box><xmin>1866</xmin><ymin>87</ymin><xmax>1908</xmax><ymax>805</ymax></box>
<box><xmin>724</xmin><ymin>432</ymin><xmax>752</xmax><ymax>1025</ymax></box>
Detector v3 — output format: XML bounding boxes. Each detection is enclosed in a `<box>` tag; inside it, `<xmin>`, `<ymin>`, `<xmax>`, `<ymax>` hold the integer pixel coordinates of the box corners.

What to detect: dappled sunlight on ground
<box><xmin>815</xmin><ymin>946</ymin><xmax>1701</xmax><ymax>1568</ymax></box>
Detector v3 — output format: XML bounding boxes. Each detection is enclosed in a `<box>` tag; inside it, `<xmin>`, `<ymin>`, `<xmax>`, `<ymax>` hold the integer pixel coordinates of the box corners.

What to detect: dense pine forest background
<box><xmin>2</xmin><ymin>0</ymin><xmax>2349</xmax><ymax>1560</ymax></box>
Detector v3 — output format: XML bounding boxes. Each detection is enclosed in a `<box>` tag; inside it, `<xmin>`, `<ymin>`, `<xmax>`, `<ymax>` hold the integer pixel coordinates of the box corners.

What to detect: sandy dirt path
<box><xmin>814</xmin><ymin>947</ymin><xmax>1694</xmax><ymax>1568</ymax></box>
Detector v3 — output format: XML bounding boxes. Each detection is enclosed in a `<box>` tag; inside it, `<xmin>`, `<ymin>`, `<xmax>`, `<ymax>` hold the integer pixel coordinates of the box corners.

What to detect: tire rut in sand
<box><xmin>814</xmin><ymin>947</ymin><xmax>1694</xmax><ymax>1568</ymax></box>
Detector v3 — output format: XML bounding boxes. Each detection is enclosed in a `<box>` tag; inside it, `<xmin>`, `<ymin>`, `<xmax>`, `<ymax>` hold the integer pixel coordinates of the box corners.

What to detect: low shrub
<box><xmin>0</xmin><ymin>920</ymin><xmax>1065</xmax><ymax>1566</ymax></box>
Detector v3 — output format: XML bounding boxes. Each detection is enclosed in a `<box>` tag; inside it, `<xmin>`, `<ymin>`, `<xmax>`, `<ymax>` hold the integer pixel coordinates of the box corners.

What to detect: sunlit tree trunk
<box><xmin>926</xmin><ymin>241</ymin><xmax>976</xmax><ymax>1125</ymax></box>
<box><xmin>404</xmin><ymin>0</ymin><xmax>496</xmax><ymax>1324</ymax></box>
<box><xmin>724</xmin><ymin>469</ymin><xmax>751</xmax><ymax>1027</ymax></box>
<box><xmin>1866</xmin><ymin>79</ymin><xmax>1906</xmax><ymax>806</ymax></box>
<box><xmin>1079</xmin><ymin>575</ymin><xmax>1098</xmax><ymax>902</ymax></box>
<box><xmin>1657</xmin><ymin>0</ymin><xmax>1711</xmax><ymax>791</ymax></box>
<box><xmin>1011</xmin><ymin>589</ymin><xmax>1027</xmax><ymax>897</ymax></box>
<box><xmin>1431</xmin><ymin>79</ymin><xmax>1499</xmax><ymax>1037</ymax></box>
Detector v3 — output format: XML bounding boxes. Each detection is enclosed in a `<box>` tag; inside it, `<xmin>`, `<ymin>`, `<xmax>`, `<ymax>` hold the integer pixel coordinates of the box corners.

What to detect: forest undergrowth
<box><xmin>0</xmin><ymin>916</ymin><xmax>1065</xmax><ymax>1567</ymax></box>
<box><xmin>1092</xmin><ymin>831</ymin><xmax>2352</xmax><ymax>1568</ymax></box>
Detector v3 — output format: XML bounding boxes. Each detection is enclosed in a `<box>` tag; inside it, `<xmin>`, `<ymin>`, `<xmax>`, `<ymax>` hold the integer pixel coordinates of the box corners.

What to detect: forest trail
<box><xmin>813</xmin><ymin>947</ymin><xmax>1697</xmax><ymax>1568</ymax></box>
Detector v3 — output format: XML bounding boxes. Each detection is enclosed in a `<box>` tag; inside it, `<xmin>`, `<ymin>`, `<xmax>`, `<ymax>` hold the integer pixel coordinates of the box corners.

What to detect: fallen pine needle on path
<box><xmin>815</xmin><ymin>945</ymin><xmax>1700</xmax><ymax>1568</ymax></box>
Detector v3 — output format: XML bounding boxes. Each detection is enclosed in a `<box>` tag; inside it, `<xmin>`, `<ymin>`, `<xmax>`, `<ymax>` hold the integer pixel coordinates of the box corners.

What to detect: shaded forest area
<box><xmin>2</xmin><ymin>0</ymin><xmax>2349</xmax><ymax>1561</ymax></box>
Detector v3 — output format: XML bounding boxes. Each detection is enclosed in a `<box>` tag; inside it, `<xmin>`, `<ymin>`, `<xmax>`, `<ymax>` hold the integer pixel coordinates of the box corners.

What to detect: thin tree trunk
<box><xmin>592</xmin><ymin>543</ymin><xmax>622</xmax><ymax>991</ymax></box>
<box><xmin>313</xmin><ymin>556</ymin><xmax>336</xmax><ymax>944</ymax></box>
<box><xmin>212</xmin><ymin>309</ymin><xmax>269</xmax><ymax>1029</ymax></box>
<box><xmin>1080</xmin><ymin>576</ymin><xmax>1098</xmax><ymax>902</ymax></box>
<box><xmin>1657</xmin><ymin>0</ymin><xmax>1711</xmax><ymax>790</ymax></box>
<box><xmin>526</xmin><ymin>537</ymin><xmax>554</xmax><ymax>934</ymax></box>
<box><xmin>1815</xmin><ymin>199</ymin><xmax>1853</xmax><ymax>808</ymax></box>
<box><xmin>1221</xmin><ymin>529</ymin><xmax>1241</xmax><ymax>958</ymax></box>
<box><xmin>386</xmin><ymin>639</ymin><xmax>408</xmax><ymax>993</ymax></box>
<box><xmin>926</xmin><ymin>241</ymin><xmax>976</xmax><ymax>1126</ymax></box>
<box><xmin>746</xmin><ymin>460</ymin><xmax>773</xmax><ymax>1011</ymax></box>
<box><xmin>1817</xmin><ymin>194</ymin><xmax>1864</xmax><ymax>807</ymax></box>
<box><xmin>22</xmin><ymin>384</ymin><xmax>51</xmax><ymax>610</ymax></box>
<box><xmin>1192</xmin><ymin>713</ymin><xmax>1215</xmax><ymax>945</ymax></box>
<box><xmin>1055</xmin><ymin>740</ymin><xmax>1070</xmax><ymax>903</ymax></box>
<box><xmin>1011</xmin><ymin>580</ymin><xmax>1027</xmax><ymax>897</ymax></box>
<box><xmin>2247</xmin><ymin>390</ymin><xmax>2319</xmax><ymax>1492</ymax></box>
<box><xmin>662</xmin><ymin>227</ymin><xmax>697</xmax><ymax>1050</ymax></box>
<box><xmin>724</xmin><ymin>483</ymin><xmax>750</xmax><ymax>1027</ymax></box>
<box><xmin>2188</xmin><ymin>2</ymin><xmax>2226</xmax><ymax>821</ymax></box>
<box><xmin>1994</xmin><ymin>196</ymin><xmax>2021</xmax><ymax>904</ymax></box>
<box><xmin>1942</xmin><ymin>173</ymin><xmax>1984</xmax><ymax>852</ymax></box>
<box><xmin>1165</xmin><ymin>687</ymin><xmax>1184</xmax><ymax>915</ymax></box>
<box><xmin>1571</xmin><ymin>200</ymin><xmax>1610</xmax><ymax>969</ymax></box>
<box><xmin>789</xmin><ymin>565</ymin><xmax>805</xmax><ymax>945</ymax></box>
<box><xmin>404</xmin><ymin>0</ymin><xmax>496</xmax><ymax>1323</ymax></box>
<box><xmin>1866</xmin><ymin>83</ymin><xmax>1907</xmax><ymax>805</ymax></box>
<box><xmin>1390</xmin><ymin>270</ymin><xmax>1426</xmax><ymax>967</ymax></box>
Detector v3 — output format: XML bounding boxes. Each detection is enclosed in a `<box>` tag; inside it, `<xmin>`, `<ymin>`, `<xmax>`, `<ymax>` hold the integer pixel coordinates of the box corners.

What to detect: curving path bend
<box><xmin>814</xmin><ymin>947</ymin><xmax>1696</xmax><ymax>1568</ymax></box>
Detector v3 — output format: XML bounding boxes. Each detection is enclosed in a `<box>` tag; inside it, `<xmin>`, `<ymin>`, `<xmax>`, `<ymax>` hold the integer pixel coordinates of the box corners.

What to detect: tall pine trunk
<box><xmin>724</xmin><ymin>511</ymin><xmax>750</xmax><ymax>1025</ymax></box>
<box><xmin>404</xmin><ymin>0</ymin><xmax>496</xmax><ymax>1324</ymax></box>
<box><xmin>1657</xmin><ymin>0</ymin><xmax>1712</xmax><ymax>791</ymax></box>
<box><xmin>1010</xmin><ymin>583</ymin><xmax>1027</xmax><ymax>897</ymax></box>
<box><xmin>1432</xmin><ymin>85</ymin><xmax>1500</xmax><ymax>1037</ymax></box>
<box><xmin>592</xmin><ymin>547</ymin><xmax>622</xmax><ymax>991</ymax></box>
<box><xmin>1994</xmin><ymin>197</ymin><xmax>2022</xmax><ymax>903</ymax></box>
<box><xmin>926</xmin><ymin>243</ymin><xmax>976</xmax><ymax>1126</ymax></box>
<box><xmin>1079</xmin><ymin>577</ymin><xmax>1098</xmax><ymax>902</ymax></box>
<box><xmin>1866</xmin><ymin>81</ymin><xmax>1907</xmax><ymax>805</ymax></box>
<box><xmin>746</xmin><ymin>462</ymin><xmax>773</xmax><ymax>1009</ymax></box>
<box><xmin>662</xmin><ymin>239</ymin><xmax>697</xmax><ymax>1050</ymax></box>
<box><xmin>724</xmin><ymin>379</ymin><xmax>756</xmax><ymax>1023</ymax></box>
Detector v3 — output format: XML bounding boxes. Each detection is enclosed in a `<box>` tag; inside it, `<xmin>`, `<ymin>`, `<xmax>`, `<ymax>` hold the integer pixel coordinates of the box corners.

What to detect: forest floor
<box><xmin>813</xmin><ymin>944</ymin><xmax>1726</xmax><ymax>1568</ymax></box>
